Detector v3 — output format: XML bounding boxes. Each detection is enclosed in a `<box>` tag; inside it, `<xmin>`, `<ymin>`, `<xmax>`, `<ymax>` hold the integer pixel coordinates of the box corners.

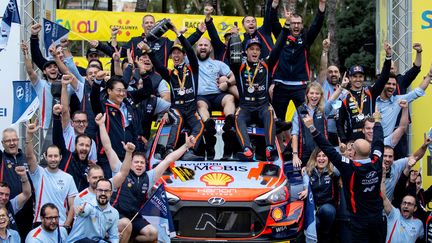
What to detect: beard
<box><xmin>197</xmin><ymin>51</ymin><xmax>210</xmax><ymax>61</ymax></box>
<box><xmin>97</xmin><ymin>196</ymin><xmax>109</xmax><ymax>206</ymax></box>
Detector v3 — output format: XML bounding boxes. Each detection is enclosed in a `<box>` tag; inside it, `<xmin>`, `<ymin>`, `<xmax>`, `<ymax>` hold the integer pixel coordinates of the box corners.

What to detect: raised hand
<box><xmin>95</xmin><ymin>113</ymin><xmax>106</xmax><ymax>126</ymax></box>
<box><xmin>96</xmin><ymin>70</ymin><xmax>107</xmax><ymax>81</ymax></box>
<box><xmin>48</xmin><ymin>44</ymin><xmax>57</xmax><ymax>57</ymax></box>
<box><xmin>21</xmin><ymin>41</ymin><xmax>29</xmax><ymax>56</ymax></box>
<box><xmin>26</xmin><ymin>118</ymin><xmax>39</xmax><ymax>135</ymax></box>
<box><xmin>198</xmin><ymin>21</ymin><xmax>207</xmax><ymax>33</ymax></box>
<box><xmin>341</xmin><ymin>71</ymin><xmax>349</xmax><ymax>88</ymax></box>
<box><xmin>122</xmin><ymin>141</ymin><xmax>136</xmax><ymax>153</ymax></box>
<box><xmin>88</xmin><ymin>40</ymin><xmax>99</xmax><ymax>48</ymax></box>
<box><xmin>322</xmin><ymin>32</ymin><xmax>330</xmax><ymax>51</ymax></box>
<box><xmin>111</xmin><ymin>26</ymin><xmax>120</xmax><ymax>36</ymax></box>
<box><xmin>384</xmin><ymin>41</ymin><xmax>392</xmax><ymax>56</ymax></box>
<box><xmin>179</xmin><ymin>26</ymin><xmax>188</xmax><ymax>35</ymax></box>
<box><xmin>61</xmin><ymin>74</ymin><xmax>73</xmax><ymax>85</ymax></box>
<box><xmin>398</xmin><ymin>99</ymin><xmax>408</xmax><ymax>108</ymax></box>
<box><xmin>76</xmin><ymin>202</ymin><xmax>87</xmax><ymax>215</ymax></box>
<box><xmin>31</xmin><ymin>23</ymin><xmax>42</xmax><ymax>35</ymax></box>
<box><xmin>373</xmin><ymin>111</ymin><xmax>382</xmax><ymax>123</ymax></box>
<box><xmin>15</xmin><ymin>166</ymin><xmax>27</xmax><ymax>177</ymax></box>
<box><xmin>204</xmin><ymin>5</ymin><xmax>214</xmax><ymax>19</ymax></box>
<box><xmin>413</xmin><ymin>43</ymin><xmax>422</xmax><ymax>53</ymax></box>
<box><xmin>53</xmin><ymin>104</ymin><xmax>63</xmax><ymax>116</ymax></box>
<box><xmin>112</xmin><ymin>46</ymin><xmax>122</xmax><ymax>62</ymax></box>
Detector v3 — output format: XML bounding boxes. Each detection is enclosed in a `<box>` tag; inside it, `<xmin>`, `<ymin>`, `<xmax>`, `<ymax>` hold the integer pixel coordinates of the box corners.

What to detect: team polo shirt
<box><xmin>385</xmin><ymin>158</ymin><xmax>407</xmax><ymax>201</ymax></box>
<box><xmin>386</xmin><ymin>206</ymin><xmax>423</xmax><ymax>243</ymax></box>
<box><xmin>25</xmin><ymin>226</ymin><xmax>68</xmax><ymax>243</ymax></box>
<box><xmin>322</xmin><ymin>80</ymin><xmax>348</xmax><ymax>134</ymax></box>
<box><xmin>63</xmin><ymin>123</ymin><xmax>97</xmax><ymax>162</ymax></box>
<box><xmin>67</xmin><ymin>202</ymin><xmax>119</xmax><ymax>243</ymax></box>
<box><xmin>0</xmin><ymin>228</ymin><xmax>20</xmax><ymax>242</ymax></box>
<box><xmin>29</xmin><ymin>166</ymin><xmax>78</xmax><ymax>225</ymax></box>
<box><xmin>74</xmin><ymin>188</ymin><xmax>97</xmax><ymax>209</ymax></box>
<box><xmin>197</xmin><ymin>58</ymin><xmax>232</xmax><ymax>95</ymax></box>
<box><xmin>32</xmin><ymin>79</ymin><xmax>83</xmax><ymax>129</ymax></box>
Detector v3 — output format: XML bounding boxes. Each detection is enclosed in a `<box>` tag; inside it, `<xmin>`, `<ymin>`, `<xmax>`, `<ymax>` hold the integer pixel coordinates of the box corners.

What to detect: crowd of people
<box><xmin>0</xmin><ymin>0</ymin><xmax>431</xmax><ymax>242</ymax></box>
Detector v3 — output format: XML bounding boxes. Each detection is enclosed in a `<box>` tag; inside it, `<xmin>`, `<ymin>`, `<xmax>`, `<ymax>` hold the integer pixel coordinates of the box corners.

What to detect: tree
<box><xmin>336</xmin><ymin>0</ymin><xmax>375</xmax><ymax>77</ymax></box>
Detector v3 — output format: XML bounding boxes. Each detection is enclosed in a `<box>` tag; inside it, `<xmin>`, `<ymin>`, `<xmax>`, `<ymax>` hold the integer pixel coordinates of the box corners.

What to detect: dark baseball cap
<box><xmin>42</xmin><ymin>60</ymin><xmax>57</xmax><ymax>70</ymax></box>
<box><xmin>170</xmin><ymin>44</ymin><xmax>185</xmax><ymax>54</ymax></box>
<box><xmin>245</xmin><ymin>38</ymin><xmax>262</xmax><ymax>50</ymax></box>
<box><xmin>349</xmin><ymin>65</ymin><xmax>365</xmax><ymax>76</ymax></box>
<box><xmin>86</xmin><ymin>48</ymin><xmax>100</xmax><ymax>58</ymax></box>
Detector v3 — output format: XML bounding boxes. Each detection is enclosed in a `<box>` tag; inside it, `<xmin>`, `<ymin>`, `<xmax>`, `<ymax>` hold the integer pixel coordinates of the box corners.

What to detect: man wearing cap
<box><xmin>123</xmin><ymin>15</ymin><xmax>205</xmax><ymax>67</ymax></box>
<box><xmin>195</xmin><ymin>37</ymin><xmax>237</xmax><ymax>159</ymax></box>
<box><xmin>232</xmin><ymin>21</ymin><xmax>290</xmax><ymax>161</ymax></box>
<box><xmin>141</xmin><ymin>23</ymin><xmax>204</xmax><ymax>160</ymax></box>
<box><xmin>337</xmin><ymin>42</ymin><xmax>392</xmax><ymax>143</ymax></box>
<box><xmin>76</xmin><ymin>48</ymin><xmax>102</xmax><ymax>76</ymax></box>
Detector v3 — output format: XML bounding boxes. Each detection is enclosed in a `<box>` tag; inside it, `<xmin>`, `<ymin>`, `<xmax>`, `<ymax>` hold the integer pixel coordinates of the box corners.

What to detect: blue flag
<box><xmin>12</xmin><ymin>81</ymin><xmax>39</xmax><ymax>126</ymax></box>
<box><xmin>0</xmin><ymin>0</ymin><xmax>21</xmax><ymax>52</ymax></box>
<box><xmin>304</xmin><ymin>184</ymin><xmax>317</xmax><ymax>243</ymax></box>
<box><xmin>140</xmin><ymin>185</ymin><xmax>176</xmax><ymax>243</ymax></box>
<box><xmin>43</xmin><ymin>18</ymin><xmax>69</xmax><ymax>57</ymax></box>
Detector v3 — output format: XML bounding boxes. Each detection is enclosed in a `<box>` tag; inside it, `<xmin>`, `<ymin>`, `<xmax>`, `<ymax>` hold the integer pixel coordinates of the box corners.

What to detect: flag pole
<box><xmin>119</xmin><ymin>210</ymin><xmax>141</xmax><ymax>236</ymax></box>
<box><xmin>70</xmin><ymin>31</ymin><xmax>92</xmax><ymax>42</ymax></box>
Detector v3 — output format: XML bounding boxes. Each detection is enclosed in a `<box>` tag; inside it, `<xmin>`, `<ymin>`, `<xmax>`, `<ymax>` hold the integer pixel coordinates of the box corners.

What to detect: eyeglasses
<box><xmin>43</xmin><ymin>216</ymin><xmax>59</xmax><ymax>221</ymax></box>
<box><xmin>96</xmin><ymin>188</ymin><xmax>112</xmax><ymax>194</ymax></box>
<box><xmin>401</xmin><ymin>201</ymin><xmax>416</xmax><ymax>207</ymax></box>
<box><xmin>73</xmin><ymin>120</ymin><xmax>88</xmax><ymax>125</ymax></box>
<box><xmin>113</xmin><ymin>88</ymin><xmax>127</xmax><ymax>94</ymax></box>
<box><xmin>2</xmin><ymin>138</ymin><xmax>18</xmax><ymax>144</ymax></box>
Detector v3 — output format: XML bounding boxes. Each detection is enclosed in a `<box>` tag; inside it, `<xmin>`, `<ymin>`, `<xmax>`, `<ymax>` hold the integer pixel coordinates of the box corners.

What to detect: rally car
<box><xmin>147</xmin><ymin>116</ymin><xmax>305</xmax><ymax>242</ymax></box>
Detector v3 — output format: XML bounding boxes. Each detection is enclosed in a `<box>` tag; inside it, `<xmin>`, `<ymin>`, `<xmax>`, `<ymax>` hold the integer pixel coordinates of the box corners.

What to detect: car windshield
<box><xmin>152</xmin><ymin>118</ymin><xmax>271</xmax><ymax>161</ymax></box>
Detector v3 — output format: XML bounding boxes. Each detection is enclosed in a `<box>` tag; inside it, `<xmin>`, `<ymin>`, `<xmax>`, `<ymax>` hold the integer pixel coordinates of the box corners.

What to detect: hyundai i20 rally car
<box><xmin>147</xmin><ymin>117</ymin><xmax>305</xmax><ymax>242</ymax></box>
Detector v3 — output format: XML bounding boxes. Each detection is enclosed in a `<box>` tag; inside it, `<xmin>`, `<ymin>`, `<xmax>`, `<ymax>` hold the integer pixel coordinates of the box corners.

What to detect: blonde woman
<box><xmin>0</xmin><ymin>207</ymin><xmax>20</xmax><ymax>243</ymax></box>
<box><xmin>303</xmin><ymin>148</ymin><xmax>340</xmax><ymax>243</ymax></box>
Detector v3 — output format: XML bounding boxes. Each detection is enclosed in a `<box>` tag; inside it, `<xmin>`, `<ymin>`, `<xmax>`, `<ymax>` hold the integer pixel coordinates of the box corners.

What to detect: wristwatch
<box><xmin>308</xmin><ymin>125</ymin><xmax>316</xmax><ymax>130</ymax></box>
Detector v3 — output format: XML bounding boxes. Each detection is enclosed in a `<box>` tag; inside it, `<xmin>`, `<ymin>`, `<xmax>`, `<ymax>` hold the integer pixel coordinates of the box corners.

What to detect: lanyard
<box><xmin>173</xmin><ymin>65</ymin><xmax>187</xmax><ymax>90</ymax></box>
<box><xmin>245</xmin><ymin>62</ymin><xmax>260</xmax><ymax>88</ymax></box>
<box><xmin>348</xmin><ymin>88</ymin><xmax>365</xmax><ymax>114</ymax></box>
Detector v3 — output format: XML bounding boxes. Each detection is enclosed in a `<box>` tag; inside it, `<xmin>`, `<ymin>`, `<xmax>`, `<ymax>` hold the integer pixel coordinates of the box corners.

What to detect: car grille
<box><xmin>174</xmin><ymin>207</ymin><xmax>265</xmax><ymax>238</ymax></box>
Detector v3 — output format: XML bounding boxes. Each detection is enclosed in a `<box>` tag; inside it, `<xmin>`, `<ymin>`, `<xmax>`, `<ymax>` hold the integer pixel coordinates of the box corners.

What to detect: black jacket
<box><xmin>272</xmin><ymin>8</ymin><xmax>325</xmax><ymax>83</ymax></box>
<box><xmin>337</xmin><ymin>58</ymin><xmax>391</xmax><ymax>143</ymax></box>
<box><xmin>311</xmin><ymin>122</ymin><xmax>385</xmax><ymax>219</ymax></box>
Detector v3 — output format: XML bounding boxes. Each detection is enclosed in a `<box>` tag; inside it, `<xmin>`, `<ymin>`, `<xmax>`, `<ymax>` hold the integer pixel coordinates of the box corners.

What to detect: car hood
<box><xmin>160</xmin><ymin>160</ymin><xmax>285</xmax><ymax>201</ymax></box>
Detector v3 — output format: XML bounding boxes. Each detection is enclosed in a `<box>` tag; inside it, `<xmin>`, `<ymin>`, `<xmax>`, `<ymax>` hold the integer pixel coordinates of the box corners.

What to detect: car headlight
<box><xmin>165</xmin><ymin>191</ymin><xmax>180</xmax><ymax>204</ymax></box>
<box><xmin>255</xmin><ymin>180</ymin><xmax>288</xmax><ymax>205</ymax></box>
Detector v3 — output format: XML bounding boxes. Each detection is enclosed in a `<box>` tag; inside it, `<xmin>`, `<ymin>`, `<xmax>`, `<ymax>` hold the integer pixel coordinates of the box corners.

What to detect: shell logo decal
<box><xmin>200</xmin><ymin>172</ymin><xmax>234</xmax><ymax>186</ymax></box>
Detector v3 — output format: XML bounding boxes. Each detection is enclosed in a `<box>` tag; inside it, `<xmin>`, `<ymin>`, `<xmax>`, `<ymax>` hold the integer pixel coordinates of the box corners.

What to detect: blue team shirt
<box><xmin>67</xmin><ymin>202</ymin><xmax>119</xmax><ymax>243</ymax></box>
<box><xmin>197</xmin><ymin>58</ymin><xmax>232</xmax><ymax>95</ymax></box>
<box><xmin>29</xmin><ymin>166</ymin><xmax>78</xmax><ymax>224</ymax></box>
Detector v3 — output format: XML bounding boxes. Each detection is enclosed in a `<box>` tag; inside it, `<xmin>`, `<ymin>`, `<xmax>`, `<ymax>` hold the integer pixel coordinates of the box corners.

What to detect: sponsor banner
<box><xmin>12</xmin><ymin>81</ymin><xmax>39</xmax><ymax>126</ymax></box>
<box><xmin>412</xmin><ymin>1</ymin><xmax>432</xmax><ymax>189</ymax></box>
<box><xmin>166</xmin><ymin>160</ymin><xmax>283</xmax><ymax>189</ymax></box>
<box><xmin>0</xmin><ymin>1</ymin><xmax>20</xmax><ymax>147</ymax></box>
<box><xmin>56</xmin><ymin>9</ymin><xmax>285</xmax><ymax>42</ymax></box>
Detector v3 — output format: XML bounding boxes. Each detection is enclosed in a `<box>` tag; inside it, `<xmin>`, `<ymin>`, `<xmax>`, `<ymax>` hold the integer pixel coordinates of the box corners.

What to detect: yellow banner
<box><xmin>56</xmin><ymin>9</ymin><xmax>283</xmax><ymax>42</ymax></box>
<box><xmin>412</xmin><ymin>1</ymin><xmax>432</xmax><ymax>198</ymax></box>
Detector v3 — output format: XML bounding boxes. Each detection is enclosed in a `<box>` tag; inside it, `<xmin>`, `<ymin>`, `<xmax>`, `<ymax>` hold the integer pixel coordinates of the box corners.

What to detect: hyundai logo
<box><xmin>208</xmin><ymin>197</ymin><xmax>225</xmax><ymax>205</ymax></box>
<box><xmin>366</xmin><ymin>171</ymin><xmax>377</xmax><ymax>179</ymax></box>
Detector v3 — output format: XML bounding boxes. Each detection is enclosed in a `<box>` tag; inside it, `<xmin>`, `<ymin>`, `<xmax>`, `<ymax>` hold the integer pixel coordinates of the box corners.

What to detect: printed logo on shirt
<box><xmin>152</xmin><ymin>43</ymin><xmax>161</xmax><ymax>51</ymax></box>
<box><xmin>57</xmin><ymin>179</ymin><xmax>65</xmax><ymax>190</ymax></box>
